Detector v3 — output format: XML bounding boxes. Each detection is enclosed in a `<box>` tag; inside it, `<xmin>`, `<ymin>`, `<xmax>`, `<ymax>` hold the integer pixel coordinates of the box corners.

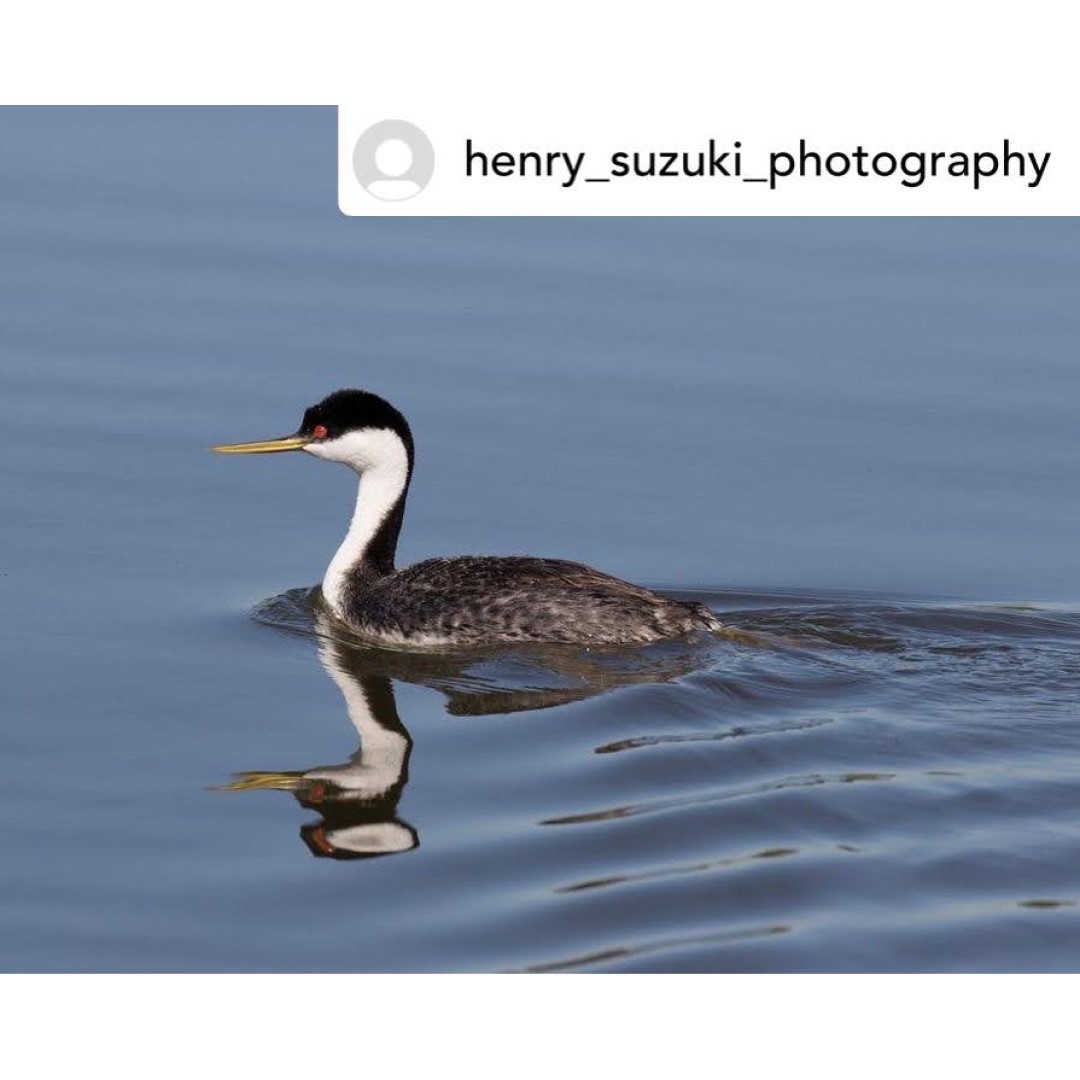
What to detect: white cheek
<box><xmin>303</xmin><ymin>428</ymin><xmax>406</xmax><ymax>471</ymax></box>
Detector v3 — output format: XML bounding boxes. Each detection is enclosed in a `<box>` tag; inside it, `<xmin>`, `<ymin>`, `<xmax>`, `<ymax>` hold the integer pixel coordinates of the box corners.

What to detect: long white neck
<box><xmin>309</xmin><ymin>429</ymin><xmax>411</xmax><ymax>617</ymax></box>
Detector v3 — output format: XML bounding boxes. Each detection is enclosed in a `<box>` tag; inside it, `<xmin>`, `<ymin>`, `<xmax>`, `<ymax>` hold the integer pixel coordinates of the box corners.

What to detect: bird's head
<box><xmin>212</xmin><ymin>388</ymin><xmax>414</xmax><ymax>475</ymax></box>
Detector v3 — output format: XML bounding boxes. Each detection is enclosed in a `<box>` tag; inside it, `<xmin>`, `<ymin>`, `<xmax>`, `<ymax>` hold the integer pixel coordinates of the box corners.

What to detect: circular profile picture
<box><xmin>352</xmin><ymin>119</ymin><xmax>435</xmax><ymax>202</ymax></box>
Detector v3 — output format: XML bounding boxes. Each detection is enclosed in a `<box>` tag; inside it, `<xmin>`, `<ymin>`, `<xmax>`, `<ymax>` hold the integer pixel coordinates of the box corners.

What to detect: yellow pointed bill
<box><xmin>211</xmin><ymin>435</ymin><xmax>309</xmax><ymax>454</ymax></box>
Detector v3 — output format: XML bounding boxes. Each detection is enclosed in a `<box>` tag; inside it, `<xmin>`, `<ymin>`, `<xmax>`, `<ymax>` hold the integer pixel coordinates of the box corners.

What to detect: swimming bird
<box><xmin>213</xmin><ymin>388</ymin><xmax>724</xmax><ymax>647</ymax></box>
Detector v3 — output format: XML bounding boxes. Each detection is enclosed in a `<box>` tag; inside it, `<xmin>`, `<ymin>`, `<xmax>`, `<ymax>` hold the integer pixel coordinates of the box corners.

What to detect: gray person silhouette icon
<box><xmin>352</xmin><ymin>119</ymin><xmax>435</xmax><ymax>201</ymax></box>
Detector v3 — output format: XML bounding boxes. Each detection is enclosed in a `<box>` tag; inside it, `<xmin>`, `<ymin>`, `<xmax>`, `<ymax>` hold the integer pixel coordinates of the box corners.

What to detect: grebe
<box><xmin>213</xmin><ymin>388</ymin><xmax>724</xmax><ymax>647</ymax></box>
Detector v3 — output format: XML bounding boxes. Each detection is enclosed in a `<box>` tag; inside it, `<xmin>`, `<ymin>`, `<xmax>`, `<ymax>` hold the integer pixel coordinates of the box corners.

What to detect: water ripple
<box><xmin>521</xmin><ymin>924</ymin><xmax>791</xmax><ymax>973</ymax></box>
<box><xmin>541</xmin><ymin>770</ymin><xmax>898</xmax><ymax>827</ymax></box>
<box><xmin>238</xmin><ymin>588</ymin><xmax>1080</xmax><ymax>971</ymax></box>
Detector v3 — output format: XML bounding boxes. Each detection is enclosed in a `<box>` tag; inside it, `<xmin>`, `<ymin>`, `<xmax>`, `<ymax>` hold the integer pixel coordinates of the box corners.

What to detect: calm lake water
<box><xmin>2</xmin><ymin>108</ymin><xmax>1080</xmax><ymax>972</ymax></box>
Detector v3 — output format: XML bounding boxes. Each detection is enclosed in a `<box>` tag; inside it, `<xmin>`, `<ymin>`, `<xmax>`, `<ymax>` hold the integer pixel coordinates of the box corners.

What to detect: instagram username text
<box><xmin>465</xmin><ymin>138</ymin><xmax>1050</xmax><ymax>191</ymax></box>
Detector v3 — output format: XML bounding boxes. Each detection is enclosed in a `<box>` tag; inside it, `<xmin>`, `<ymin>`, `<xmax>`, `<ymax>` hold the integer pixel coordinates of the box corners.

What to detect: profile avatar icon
<box><xmin>352</xmin><ymin>119</ymin><xmax>435</xmax><ymax>202</ymax></box>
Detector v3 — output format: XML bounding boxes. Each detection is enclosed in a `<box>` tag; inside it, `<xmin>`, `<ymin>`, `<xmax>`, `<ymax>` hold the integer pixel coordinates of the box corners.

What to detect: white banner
<box><xmin>339</xmin><ymin>109</ymin><xmax>1068</xmax><ymax>216</ymax></box>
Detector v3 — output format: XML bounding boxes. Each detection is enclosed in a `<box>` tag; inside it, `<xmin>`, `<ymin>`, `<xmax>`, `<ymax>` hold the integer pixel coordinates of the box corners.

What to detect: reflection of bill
<box><xmin>352</xmin><ymin>119</ymin><xmax>434</xmax><ymax>202</ymax></box>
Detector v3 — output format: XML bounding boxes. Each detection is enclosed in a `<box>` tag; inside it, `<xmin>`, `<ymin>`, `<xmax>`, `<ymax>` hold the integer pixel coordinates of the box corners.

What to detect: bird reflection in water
<box><xmin>218</xmin><ymin>589</ymin><xmax>723</xmax><ymax>861</ymax></box>
<box><xmin>221</xmin><ymin>616</ymin><xmax>417</xmax><ymax>860</ymax></box>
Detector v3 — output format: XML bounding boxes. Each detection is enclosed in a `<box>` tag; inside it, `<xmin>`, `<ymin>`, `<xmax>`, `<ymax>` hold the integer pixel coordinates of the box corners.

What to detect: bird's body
<box><xmin>214</xmin><ymin>388</ymin><xmax>724</xmax><ymax>648</ymax></box>
<box><xmin>335</xmin><ymin>554</ymin><xmax>722</xmax><ymax>647</ymax></box>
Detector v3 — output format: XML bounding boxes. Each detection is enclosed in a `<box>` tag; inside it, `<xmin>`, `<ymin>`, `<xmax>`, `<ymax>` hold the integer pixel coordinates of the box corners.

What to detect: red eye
<box><xmin>313</xmin><ymin>424</ymin><xmax>328</xmax><ymax>439</ymax></box>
